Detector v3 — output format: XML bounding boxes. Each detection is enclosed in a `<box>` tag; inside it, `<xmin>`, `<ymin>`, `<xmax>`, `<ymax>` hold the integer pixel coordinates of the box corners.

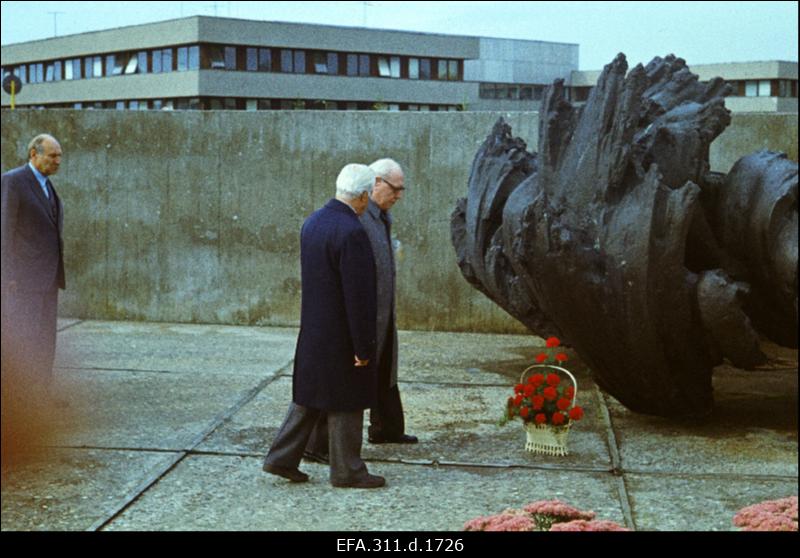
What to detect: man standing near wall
<box><xmin>1</xmin><ymin>134</ymin><xmax>66</xmax><ymax>404</ymax></box>
<box><xmin>362</xmin><ymin>158</ymin><xmax>417</xmax><ymax>445</ymax></box>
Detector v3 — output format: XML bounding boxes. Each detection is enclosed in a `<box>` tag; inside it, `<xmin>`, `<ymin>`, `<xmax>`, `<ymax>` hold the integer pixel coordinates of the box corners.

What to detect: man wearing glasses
<box><xmin>360</xmin><ymin>158</ymin><xmax>417</xmax><ymax>445</ymax></box>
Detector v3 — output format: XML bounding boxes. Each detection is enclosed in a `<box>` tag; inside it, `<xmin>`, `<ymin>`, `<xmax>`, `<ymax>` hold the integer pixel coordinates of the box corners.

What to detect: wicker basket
<box><xmin>520</xmin><ymin>364</ymin><xmax>578</xmax><ymax>456</ymax></box>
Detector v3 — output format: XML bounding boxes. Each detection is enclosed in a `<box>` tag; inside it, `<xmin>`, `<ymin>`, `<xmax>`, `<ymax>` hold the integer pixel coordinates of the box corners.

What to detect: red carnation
<box><xmin>546</xmin><ymin>374</ymin><xmax>560</xmax><ymax>386</ymax></box>
<box><xmin>514</xmin><ymin>394</ymin><xmax>524</xmax><ymax>406</ymax></box>
<box><xmin>535</xmin><ymin>353</ymin><xmax>548</xmax><ymax>363</ymax></box>
<box><xmin>552</xmin><ymin>412</ymin><xmax>566</xmax><ymax>426</ymax></box>
<box><xmin>520</xmin><ymin>407</ymin><xmax>530</xmax><ymax>419</ymax></box>
<box><xmin>557</xmin><ymin>398</ymin><xmax>571</xmax><ymax>411</ymax></box>
<box><xmin>564</xmin><ymin>386</ymin><xmax>575</xmax><ymax>399</ymax></box>
<box><xmin>543</xmin><ymin>387</ymin><xmax>558</xmax><ymax>401</ymax></box>
<box><xmin>514</xmin><ymin>383</ymin><xmax>524</xmax><ymax>394</ymax></box>
<box><xmin>569</xmin><ymin>406</ymin><xmax>585</xmax><ymax>421</ymax></box>
<box><xmin>546</xmin><ymin>336</ymin><xmax>560</xmax><ymax>348</ymax></box>
<box><xmin>523</xmin><ymin>384</ymin><xmax>535</xmax><ymax>397</ymax></box>
<box><xmin>532</xmin><ymin>395</ymin><xmax>545</xmax><ymax>410</ymax></box>
<box><xmin>535</xmin><ymin>413</ymin><xmax>547</xmax><ymax>425</ymax></box>
<box><xmin>555</xmin><ymin>353</ymin><xmax>569</xmax><ymax>363</ymax></box>
<box><xmin>530</xmin><ymin>373</ymin><xmax>545</xmax><ymax>386</ymax></box>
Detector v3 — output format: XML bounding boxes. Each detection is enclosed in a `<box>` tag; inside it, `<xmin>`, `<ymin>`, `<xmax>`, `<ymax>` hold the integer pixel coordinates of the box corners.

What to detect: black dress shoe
<box><xmin>368</xmin><ymin>433</ymin><xmax>419</xmax><ymax>444</ymax></box>
<box><xmin>331</xmin><ymin>473</ymin><xmax>386</xmax><ymax>489</ymax></box>
<box><xmin>262</xmin><ymin>463</ymin><xmax>309</xmax><ymax>483</ymax></box>
<box><xmin>303</xmin><ymin>450</ymin><xmax>330</xmax><ymax>464</ymax></box>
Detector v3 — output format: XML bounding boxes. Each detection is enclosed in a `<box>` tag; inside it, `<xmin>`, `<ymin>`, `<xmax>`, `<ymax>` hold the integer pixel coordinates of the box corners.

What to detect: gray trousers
<box><xmin>264</xmin><ymin>402</ymin><xmax>368</xmax><ymax>485</ymax></box>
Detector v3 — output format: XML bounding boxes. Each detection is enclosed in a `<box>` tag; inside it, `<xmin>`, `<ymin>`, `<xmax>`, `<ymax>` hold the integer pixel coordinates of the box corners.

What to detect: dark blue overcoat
<box><xmin>292</xmin><ymin>199</ymin><xmax>378</xmax><ymax>412</ymax></box>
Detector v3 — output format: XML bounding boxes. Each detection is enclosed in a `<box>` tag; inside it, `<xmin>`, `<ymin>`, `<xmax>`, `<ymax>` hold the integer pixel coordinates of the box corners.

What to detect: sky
<box><xmin>1</xmin><ymin>1</ymin><xmax>797</xmax><ymax>70</ymax></box>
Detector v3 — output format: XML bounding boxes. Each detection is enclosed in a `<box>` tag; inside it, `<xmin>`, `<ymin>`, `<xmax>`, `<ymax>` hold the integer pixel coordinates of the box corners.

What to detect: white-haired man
<box><xmin>263</xmin><ymin>163</ymin><xmax>385</xmax><ymax>489</ymax></box>
<box><xmin>361</xmin><ymin>159</ymin><xmax>417</xmax><ymax>445</ymax></box>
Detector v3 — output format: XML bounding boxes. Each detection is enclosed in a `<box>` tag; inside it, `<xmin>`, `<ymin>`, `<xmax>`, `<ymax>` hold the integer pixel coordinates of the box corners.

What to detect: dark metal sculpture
<box><xmin>452</xmin><ymin>54</ymin><xmax>798</xmax><ymax>418</ymax></box>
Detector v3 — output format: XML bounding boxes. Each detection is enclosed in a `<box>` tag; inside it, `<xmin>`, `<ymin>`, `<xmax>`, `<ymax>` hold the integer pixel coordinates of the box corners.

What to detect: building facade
<box><xmin>1</xmin><ymin>16</ymin><xmax>796</xmax><ymax>113</ymax></box>
<box><xmin>0</xmin><ymin>16</ymin><xmax>576</xmax><ymax>112</ymax></box>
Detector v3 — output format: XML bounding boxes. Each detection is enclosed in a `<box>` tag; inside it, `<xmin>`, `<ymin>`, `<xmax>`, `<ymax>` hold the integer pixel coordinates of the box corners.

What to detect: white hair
<box><xmin>369</xmin><ymin>158</ymin><xmax>403</xmax><ymax>180</ymax></box>
<box><xmin>336</xmin><ymin>164</ymin><xmax>375</xmax><ymax>199</ymax></box>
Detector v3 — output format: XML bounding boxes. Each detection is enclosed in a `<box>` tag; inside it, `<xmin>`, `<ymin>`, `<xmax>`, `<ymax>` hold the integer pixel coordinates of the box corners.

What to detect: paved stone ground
<box><xmin>1</xmin><ymin>319</ymin><xmax>796</xmax><ymax>531</ymax></box>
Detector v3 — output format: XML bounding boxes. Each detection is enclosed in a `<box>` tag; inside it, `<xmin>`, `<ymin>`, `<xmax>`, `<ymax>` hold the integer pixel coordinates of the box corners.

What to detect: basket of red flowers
<box><xmin>501</xmin><ymin>337</ymin><xmax>585</xmax><ymax>456</ymax></box>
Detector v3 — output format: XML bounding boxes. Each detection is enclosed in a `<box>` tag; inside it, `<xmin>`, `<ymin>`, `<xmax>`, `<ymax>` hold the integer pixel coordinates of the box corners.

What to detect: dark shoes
<box><xmin>368</xmin><ymin>433</ymin><xmax>419</xmax><ymax>444</ymax></box>
<box><xmin>262</xmin><ymin>463</ymin><xmax>309</xmax><ymax>483</ymax></box>
<box><xmin>303</xmin><ymin>450</ymin><xmax>330</xmax><ymax>464</ymax></box>
<box><xmin>331</xmin><ymin>473</ymin><xmax>386</xmax><ymax>489</ymax></box>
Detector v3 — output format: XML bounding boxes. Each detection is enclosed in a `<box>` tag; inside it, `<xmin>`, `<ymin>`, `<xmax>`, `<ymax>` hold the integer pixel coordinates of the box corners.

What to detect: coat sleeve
<box><xmin>1</xmin><ymin>173</ymin><xmax>19</xmax><ymax>286</ymax></box>
<box><xmin>339</xmin><ymin>226</ymin><xmax>377</xmax><ymax>362</ymax></box>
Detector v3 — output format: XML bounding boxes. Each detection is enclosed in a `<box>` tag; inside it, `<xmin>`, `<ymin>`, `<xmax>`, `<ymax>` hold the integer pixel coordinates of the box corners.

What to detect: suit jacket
<box><xmin>359</xmin><ymin>199</ymin><xmax>399</xmax><ymax>386</ymax></box>
<box><xmin>292</xmin><ymin>199</ymin><xmax>378</xmax><ymax>412</ymax></box>
<box><xmin>1</xmin><ymin>164</ymin><xmax>65</xmax><ymax>292</ymax></box>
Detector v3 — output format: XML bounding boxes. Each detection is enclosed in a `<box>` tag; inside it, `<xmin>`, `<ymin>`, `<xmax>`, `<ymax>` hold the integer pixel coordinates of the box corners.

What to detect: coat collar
<box><xmin>325</xmin><ymin>198</ymin><xmax>359</xmax><ymax>217</ymax></box>
<box><xmin>366</xmin><ymin>198</ymin><xmax>391</xmax><ymax>223</ymax></box>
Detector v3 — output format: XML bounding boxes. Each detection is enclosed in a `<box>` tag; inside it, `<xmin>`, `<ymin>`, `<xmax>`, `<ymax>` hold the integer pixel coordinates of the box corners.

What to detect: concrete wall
<box><xmin>1</xmin><ymin>110</ymin><xmax>796</xmax><ymax>333</ymax></box>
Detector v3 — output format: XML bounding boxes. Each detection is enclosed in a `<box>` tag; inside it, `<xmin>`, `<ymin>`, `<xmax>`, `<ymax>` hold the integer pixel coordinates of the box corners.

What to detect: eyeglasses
<box><xmin>380</xmin><ymin>177</ymin><xmax>405</xmax><ymax>192</ymax></box>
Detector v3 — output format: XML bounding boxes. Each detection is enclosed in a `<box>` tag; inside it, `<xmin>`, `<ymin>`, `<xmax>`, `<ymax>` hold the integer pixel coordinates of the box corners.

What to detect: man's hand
<box><xmin>354</xmin><ymin>355</ymin><xmax>370</xmax><ymax>367</ymax></box>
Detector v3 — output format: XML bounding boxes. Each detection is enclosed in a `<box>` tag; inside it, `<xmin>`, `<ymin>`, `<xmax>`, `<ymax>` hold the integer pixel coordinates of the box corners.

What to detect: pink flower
<box><xmin>550</xmin><ymin>520</ymin><xmax>630</xmax><ymax>531</ymax></box>
<box><xmin>733</xmin><ymin>496</ymin><xmax>798</xmax><ymax>532</ymax></box>
<box><xmin>463</xmin><ymin>511</ymin><xmax>536</xmax><ymax>532</ymax></box>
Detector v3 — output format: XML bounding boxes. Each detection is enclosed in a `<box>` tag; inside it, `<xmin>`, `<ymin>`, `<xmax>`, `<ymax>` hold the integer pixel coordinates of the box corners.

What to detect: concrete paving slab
<box><xmin>55</xmin><ymin>320</ymin><xmax>297</xmax><ymax>376</ymax></box>
<box><xmin>607</xmin><ymin>367</ymin><xmax>798</xmax><ymax>477</ymax></box>
<box><xmin>0</xmin><ymin>448</ymin><xmax>180</xmax><ymax>531</ymax></box>
<box><xmin>626</xmin><ymin>473</ymin><xmax>798</xmax><ymax>531</ymax></box>
<box><xmin>104</xmin><ymin>455</ymin><xmax>626</xmax><ymax>531</ymax></box>
<box><xmin>198</xmin><ymin>377</ymin><xmax>613</xmax><ymax>470</ymax></box>
<box><xmin>395</xmin><ymin>331</ymin><xmax>593</xmax><ymax>386</ymax></box>
<box><xmin>49</xmin><ymin>367</ymin><xmax>283</xmax><ymax>451</ymax></box>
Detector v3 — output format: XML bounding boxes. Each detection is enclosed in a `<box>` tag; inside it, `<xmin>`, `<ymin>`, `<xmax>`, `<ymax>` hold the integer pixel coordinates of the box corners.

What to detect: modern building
<box><xmin>1</xmin><ymin>16</ymin><xmax>797</xmax><ymax>113</ymax></box>
<box><xmin>0</xmin><ymin>16</ymin><xmax>577</xmax><ymax>112</ymax></box>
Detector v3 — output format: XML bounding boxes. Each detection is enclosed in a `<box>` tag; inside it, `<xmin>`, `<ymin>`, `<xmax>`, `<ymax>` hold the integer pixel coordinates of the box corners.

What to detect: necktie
<box><xmin>45</xmin><ymin>179</ymin><xmax>58</xmax><ymax>219</ymax></box>
<box><xmin>380</xmin><ymin>210</ymin><xmax>391</xmax><ymax>242</ymax></box>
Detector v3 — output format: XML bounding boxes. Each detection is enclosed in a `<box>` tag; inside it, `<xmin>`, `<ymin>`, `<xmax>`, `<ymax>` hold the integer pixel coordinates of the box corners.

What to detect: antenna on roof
<box><xmin>362</xmin><ymin>2</ymin><xmax>374</xmax><ymax>27</ymax></box>
<box><xmin>47</xmin><ymin>11</ymin><xmax>65</xmax><ymax>37</ymax></box>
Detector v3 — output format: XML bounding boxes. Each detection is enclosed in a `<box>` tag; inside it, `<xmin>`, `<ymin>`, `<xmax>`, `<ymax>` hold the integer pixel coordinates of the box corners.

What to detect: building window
<box><xmin>45</xmin><ymin>61</ymin><xmax>62</xmax><ymax>82</ymax></box>
<box><xmin>448</xmin><ymin>60</ymin><xmax>459</xmax><ymax>80</ymax></box>
<box><xmin>153</xmin><ymin>48</ymin><xmax>173</xmax><ymax>73</ymax></box>
<box><xmin>281</xmin><ymin>49</ymin><xmax>293</xmax><ymax>72</ymax></box>
<box><xmin>246</xmin><ymin>48</ymin><xmax>258</xmax><ymax>71</ymax></box>
<box><xmin>137</xmin><ymin>51</ymin><xmax>148</xmax><ymax>74</ymax></box>
<box><xmin>419</xmin><ymin>58</ymin><xmax>431</xmax><ymax>80</ymax></box>
<box><xmin>258</xmin><ymin>48</ymin><xmax>271</xmax><ymax>72</ymax></box>
<box><xmin>378</xmin><ymin>56</ymin><xmax>400</xmax><ymax>78</ymax></box>
<box><xmin>125</xmin><ymin>54</ymin><xmax>139</xmax><ymax>74</ymax></box>
<box><xmin>178</xmin><ymin>46</ymin><xmax>199</xmax><ymax>71</ymax></box>
<box><xmin>346</xmin><ymin>54</ymin><xmax>358</xmax><ymax>76</ymax></box>
<box><xmin>14</xmin><ymin>65</ymin><xmax>27</xmax><ymax>84</ymax></box>
<box><xmin>258</xmin><ymin>99</ymin><xmax>272</xmax><ymax>110</ymax></box>
<box><xmin>359</xmin><ymin>54</ymin><xmax>370</xmax><ymax>76</ymax></box>
<box><xmin>437</xmin><ymin>60</ymin><xmax>448</xmax><ymax>80</ymax></box>
<box><xmin>313</xmin><ymin>52</ymin><xmax>328</xmax><ymax>74</ymax></box>
<box><xmin>327</xmin><ymin>52</ymin><xmax>339</xmax><ymax>75</ymax></box>
<box><xmin>745</xmin><ymin>80</ymin><xmax>772</xmax><ymax>97</ymax></box>
<box><xmin>294</xmin><ymin>50</ymin><xmax>306</xmax><ymax>73</ymax></box>
<box><xmin>209</xmin><ymin>46</ymin><xmax>226</xmax><ymax>69</ymax></box>
<box><xmin>225</xmin><ymin>46</ymin><xmax>237</xmax><ymax>70</ymax></box>
<box><xmin>409</xmin><ymin>58</ymin><xmax>419</xmax><ymax>80</ymax></box>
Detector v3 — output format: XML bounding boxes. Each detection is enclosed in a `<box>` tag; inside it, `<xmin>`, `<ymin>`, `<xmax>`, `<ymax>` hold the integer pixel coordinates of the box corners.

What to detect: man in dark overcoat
<box><xmin>1</xmin><ymin>134</ymin><xmax>66</xmax><ymax>402</ymax></box>
<box><xmin>263</xmin><ymin>163</ymin><xmax>386</xmax><ymax>489</ymax></box>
